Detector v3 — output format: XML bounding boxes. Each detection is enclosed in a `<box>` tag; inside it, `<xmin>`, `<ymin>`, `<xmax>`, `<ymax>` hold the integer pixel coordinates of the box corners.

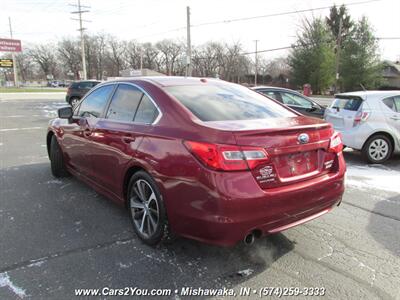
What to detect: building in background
<box><xmin>382</xmin><ymin>60</ymin><xmax>400</xmax><ymax>89</ymax></box>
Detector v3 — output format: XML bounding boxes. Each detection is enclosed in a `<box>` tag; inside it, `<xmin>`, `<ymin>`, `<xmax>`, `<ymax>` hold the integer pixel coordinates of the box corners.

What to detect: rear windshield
<box><xmin>331</xmin><ymin>96</ymin><xmax>363</xmax><ymax>111</ymax></box>
<box><xmin>165</xmin><ymin>84</ymin><xmax>295</xmax><ymax>121</ymax></box>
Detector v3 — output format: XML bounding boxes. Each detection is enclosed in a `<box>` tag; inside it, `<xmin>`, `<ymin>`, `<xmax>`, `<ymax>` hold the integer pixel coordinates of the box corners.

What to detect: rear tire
<box><xmin>50</xmin><ymin>135</ymin><xmax>69</xmax><ymax>177</ymax></box>
<box><xmin>362</xmin><ymin>135</ymin><xmax>392</xmax><ymax>164</ymax></box>
<box><xmin>127</xmin><ymin>171</ymin><xmax>170</xmax><ymax>246</ymax></box>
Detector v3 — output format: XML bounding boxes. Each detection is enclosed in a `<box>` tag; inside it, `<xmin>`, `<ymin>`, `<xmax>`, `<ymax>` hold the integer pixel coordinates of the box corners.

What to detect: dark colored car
<box><xmin>253</xmin><ymin>86</ymin><xmax>326</xmax><ymax>118</ymax></box>
<box><xmin>47</xmin><ymin>77</ymin><xmax>345</xmax><ymax>246</ymax></box>
<box><xmin>65</xmin><ymin>80</ymin><xmax>101</xmax><ymax>106</ymax></box>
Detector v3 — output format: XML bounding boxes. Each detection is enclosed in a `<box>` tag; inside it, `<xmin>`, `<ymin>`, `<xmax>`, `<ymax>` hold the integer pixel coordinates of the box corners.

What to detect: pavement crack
<box><xmin>0</xmin><ymin>236</ymin><xmax>135</xmax><ymax>274</ymax></box>
<box><xmin>293</xmin><ymin>249</ymin><xmax>393</xmax><ymax>300</ymax></box>
<box><xmin>343</xmin><ymin>201</ymin><xmax>400</xmax><ymax>222</ymax></box>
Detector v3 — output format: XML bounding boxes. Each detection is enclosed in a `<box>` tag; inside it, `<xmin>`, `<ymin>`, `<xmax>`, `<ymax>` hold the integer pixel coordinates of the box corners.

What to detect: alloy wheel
<box><xmin>130</xmin><ymin>179</ymin><xmax>159</xmax><ymax>238</ymax></box>
<box><xmin>368</xmin><ymin>138</ymin><xmax>389</xmax><ymax>161</ymax></box>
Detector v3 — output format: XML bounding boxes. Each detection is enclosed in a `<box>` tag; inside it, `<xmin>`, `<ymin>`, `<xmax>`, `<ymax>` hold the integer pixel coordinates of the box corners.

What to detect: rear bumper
<box><xmin>165</xmin><ymin>153</ymin><xmax>346</xmax><ymax>246</ymax></box>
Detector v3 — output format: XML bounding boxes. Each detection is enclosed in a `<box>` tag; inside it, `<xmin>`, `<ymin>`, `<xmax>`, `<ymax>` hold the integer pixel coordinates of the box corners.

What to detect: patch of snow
<box><xmin>118</xmin><ymin>262</ymin><xmax>132</xmax><ymax>269</ymax></box>
<box><xmin>45</xmin><ymin>179</ymin><xmax>63</xmax><ymax>185</ymax></box>
<box><xmin>27</xmin><ymin>261</ymin><xmax>45</xmax><ymax>268</ymax></box>
<box><xmin>237</xmin><ymin>269</ymin><xmax>254</xmax><ymax>277</ymax></box>
<box><xmin>346</xmin><ymin>165</ymin><xmax>400</xmax><ymax>193</ymax></box>
<box><xmin>0</xmin><ymin>143</ymin><xmax>3</xmax><ymax>146</ymax></box>
<box><xmin>0</xmin><ymin>272</ymin><xmax>27</xmax><ymax>298</ymax></box>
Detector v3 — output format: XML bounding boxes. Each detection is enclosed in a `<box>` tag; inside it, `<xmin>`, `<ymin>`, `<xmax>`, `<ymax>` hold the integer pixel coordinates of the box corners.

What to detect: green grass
<box><xmin>0</xmin><ymin>87</ymin><xmax>66</xmax><ymax>93</ymax></box>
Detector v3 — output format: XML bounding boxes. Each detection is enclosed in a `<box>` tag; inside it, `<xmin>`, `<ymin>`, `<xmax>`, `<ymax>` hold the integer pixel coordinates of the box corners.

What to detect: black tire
<box><xmin>127</xmin><ymin>171</ymin><xmax>169</xmax><ymax>246</ymax></box>
<box><xmin>362</xmin><ymin>134</ymin><xmax>393</xmax><ymax>164</ymax></box>
<box><xmin>69</xmin><ymin>97</ymin><xmax>80</xmax><ymax>107</ymax></box>
<box><xmin>50</xmin><ymin>135</ymin><xmax>69</xmax><ymax>177</ymax></box>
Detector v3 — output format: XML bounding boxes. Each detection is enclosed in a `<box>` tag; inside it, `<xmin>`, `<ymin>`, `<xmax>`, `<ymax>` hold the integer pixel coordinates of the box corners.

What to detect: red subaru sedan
<box><xmin>47</xmin><ymin>77</ymin><xmax>345</xmax><ymax>246</ymax></box>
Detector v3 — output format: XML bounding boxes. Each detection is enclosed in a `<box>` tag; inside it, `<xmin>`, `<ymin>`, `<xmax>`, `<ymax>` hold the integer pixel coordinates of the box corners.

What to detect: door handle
<box><xmin>83</xmin><ymin>128</ymin><xmax>92</xmax><ymax>137</ymax></box>
<box><xmin>122</xmin><ymin>136</ymin><xmax>136</xmax><ymax>144</ymax></box>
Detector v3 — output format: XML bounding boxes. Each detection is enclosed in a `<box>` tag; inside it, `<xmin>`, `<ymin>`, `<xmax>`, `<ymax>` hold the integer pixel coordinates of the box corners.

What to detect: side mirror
<box><xmin>58</xmin><ymin>107</ymin><xmax>73</xmax><ymax>119</ymax></box>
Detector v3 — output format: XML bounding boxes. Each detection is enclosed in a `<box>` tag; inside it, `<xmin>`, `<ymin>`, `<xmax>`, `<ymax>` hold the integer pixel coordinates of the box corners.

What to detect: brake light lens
<box><xmin>184</xmin><ymin>141</ymin><xmax>269</xmax><ymax>171</ymax></box>
<box><xmin>328</xmin><ymin>132</ymin><xmax>343</xmax><ymax>153</ymax></box>
<box><xmin>353</xmin><ymin>111</ymin><xmax>370</xmax><ymax>127</ymax></box>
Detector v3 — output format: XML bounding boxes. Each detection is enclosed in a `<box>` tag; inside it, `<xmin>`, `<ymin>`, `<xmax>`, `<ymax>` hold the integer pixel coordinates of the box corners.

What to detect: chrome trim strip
<box><xmin>78</xmin><ymin>81</ymin><xmax>163</xmax><ymax>125</ymax></box>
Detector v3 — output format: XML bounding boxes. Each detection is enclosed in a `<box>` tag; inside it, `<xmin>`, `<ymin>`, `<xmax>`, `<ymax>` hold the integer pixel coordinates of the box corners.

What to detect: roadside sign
<box><xmin>0</xmin><ymin>58</ymin><xmax>13</xmax><ymax>68</ymax></box>
<box><xmin>0</xmin><ymin>38</ymin><xmax>22</xmax><ymax>52</ymax></box>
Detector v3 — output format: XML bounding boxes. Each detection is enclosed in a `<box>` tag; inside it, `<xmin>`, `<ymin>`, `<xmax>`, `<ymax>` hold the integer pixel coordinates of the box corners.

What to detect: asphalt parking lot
<box><xmin>0</xmin><ymin>93</ymin><xmax>399</xmax><ymax>299</ymax></box>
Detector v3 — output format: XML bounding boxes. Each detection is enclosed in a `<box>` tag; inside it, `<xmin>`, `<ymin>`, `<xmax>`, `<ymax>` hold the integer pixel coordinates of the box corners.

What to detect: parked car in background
<box><xmin>48</xmin><ymin>77</ymin><xmax>345</xmax><ymax>246</ymax></box>
<box><xmin>47</xmin><ymin>80</ymin><xmax>68</xmax><ymax>87</ymax></box>
<box><xmin>253</xmin><ymin>86</ymin><xmax>326</xmax><ymax>118</ymax></box>
<box><xmin>324</xmin><ymin>91</ymin><xmax>400</xmax><ymax>164</ymax></box>
<box><xmin>65</xmin><ymin>80</ymin><xmax>101</xmax><ymax>106</ymax></box>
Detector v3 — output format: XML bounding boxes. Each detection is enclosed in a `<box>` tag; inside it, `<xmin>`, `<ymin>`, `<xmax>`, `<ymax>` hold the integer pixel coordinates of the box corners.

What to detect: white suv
<box><xmin>324</xmin><ymin>91</ymin><xmax>400</xmax><ymax>164</ymax></box>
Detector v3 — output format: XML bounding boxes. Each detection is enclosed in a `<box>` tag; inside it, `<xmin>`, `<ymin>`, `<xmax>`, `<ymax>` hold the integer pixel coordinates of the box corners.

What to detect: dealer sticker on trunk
<box><xmin>256</xmin><ymin>165</ymin><xmax>277</xmax><ymax>183</ymax></box>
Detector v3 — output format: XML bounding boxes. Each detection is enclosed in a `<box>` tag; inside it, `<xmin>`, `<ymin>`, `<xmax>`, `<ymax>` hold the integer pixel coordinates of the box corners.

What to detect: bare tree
<box><xmin>28</xmin><ymin>44</ymin><xmax>58</xmax><ymax>79</ymax></box>
<box><xmin>15</xmin><ymin>52</ymin><xmax>35</xmax><ymax>82</ymax></box>
<box><xmin>124</xmin><ymin>40</ymin><xmax>142</xmax><ymax>70</ymax></box>
<box><xmin>106</xmin><ymin>36</ymin><xmax>127</xmax><ymax>76</ymax></box>
<box><xmin>58</xmin><ymin>38</ymin><xmax>81</xmax><ymax>79</ymax></box>
<box><xmin>142</xmin><ymin>42</ymin><xmax>161</xmax><ymax>71</ymax></box>
<box><xmin>156</xmin><ymin>39</ymin><xmax>184</xmax><ymax>75</ymax></box>
<box><xmin>192</xmin><ymin>42</ymin><xmax>224</xmax><ymax>77</ymax></box>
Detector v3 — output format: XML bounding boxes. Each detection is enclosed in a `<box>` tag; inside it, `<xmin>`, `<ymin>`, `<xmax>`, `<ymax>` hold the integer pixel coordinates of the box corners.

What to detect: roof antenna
<box><xmin>360</xmin><ymin>83</ymin><xmax>367</xmax><ymax>91</ymax></box>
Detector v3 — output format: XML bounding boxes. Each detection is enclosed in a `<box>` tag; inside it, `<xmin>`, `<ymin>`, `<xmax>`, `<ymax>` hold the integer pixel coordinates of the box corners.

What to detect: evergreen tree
<box><xmin>289</xmin><ymin>18</ymin><xmax>335</xmax><ymax>94</ymax></box>
<box><xmin>340</xmin><ymin>17</ymin><xmax>384</xmax><ymax>91</ymax></box>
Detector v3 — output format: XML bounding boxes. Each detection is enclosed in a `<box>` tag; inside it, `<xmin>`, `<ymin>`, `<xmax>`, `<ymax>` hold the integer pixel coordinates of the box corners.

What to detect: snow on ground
<box><xmin>346</xmin><ymin>164</ymin><xmax>400</xmax><ymax>194</ymax></box>
<box><xmin>0</xmin><ymin>272</ymin><xmax>27</xmax><ymax>298</ymax></box>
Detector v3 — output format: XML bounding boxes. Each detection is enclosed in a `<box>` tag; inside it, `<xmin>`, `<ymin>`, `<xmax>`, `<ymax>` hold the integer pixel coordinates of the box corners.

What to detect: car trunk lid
<box><xmin>208</xmin><ymin>116</ymin><xmax>337</xmax><ymax>188</ymax></box>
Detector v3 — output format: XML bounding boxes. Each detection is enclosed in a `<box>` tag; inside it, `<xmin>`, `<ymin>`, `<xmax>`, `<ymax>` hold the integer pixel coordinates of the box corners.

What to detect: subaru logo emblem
<box><xmin>298</xmin><ymin>133</ymin><xmax>309</xmax><ymax>144</ymax></box>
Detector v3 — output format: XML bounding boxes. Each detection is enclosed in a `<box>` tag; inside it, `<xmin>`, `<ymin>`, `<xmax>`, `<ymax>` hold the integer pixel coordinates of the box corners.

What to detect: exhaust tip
<box><xmin>244</xmin><ymin>233</ymin><xmax>255</xmax><ymax>245</ymax></box>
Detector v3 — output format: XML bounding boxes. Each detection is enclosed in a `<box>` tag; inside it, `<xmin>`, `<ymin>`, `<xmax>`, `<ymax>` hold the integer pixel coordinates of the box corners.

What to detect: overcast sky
<box><xmin>1</xmin><ymin>0</ymin><xmax>399</xmax><ymax>61</ymax></box>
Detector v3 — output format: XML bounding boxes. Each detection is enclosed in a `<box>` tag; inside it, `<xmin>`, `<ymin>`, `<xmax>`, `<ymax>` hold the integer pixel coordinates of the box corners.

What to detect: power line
<box><xmin>242</xmin><ymin>36</ymin><xmax>400</xmax><ymax>56</ymax></box>
<box><xmin>190</xmin><ymin>0</ymin><xmax>381</xmax><ymax>28</ymax></box>
<box><xmin>132</xmin><ymin>0</ymin><xmax>380</xmax><ymax>40</ymax></box>
<box><xmin>376</xmin><ymin>37</ymin><xmax>400</xmax><ymax>40</ymax></box>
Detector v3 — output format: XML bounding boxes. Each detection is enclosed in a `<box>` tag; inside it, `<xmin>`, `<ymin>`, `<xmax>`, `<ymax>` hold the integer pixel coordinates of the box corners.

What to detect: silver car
<box><xmin>324</xmin><ymin>91</ymin><xmax>400</xmax><ymax>164</ymax></box>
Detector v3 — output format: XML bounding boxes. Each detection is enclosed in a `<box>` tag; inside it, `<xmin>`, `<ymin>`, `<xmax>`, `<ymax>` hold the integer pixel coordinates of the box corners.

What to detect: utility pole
<box><xmin>254</xmin><ymin>40</ymin><xmax>259</xmax><ymax>86</ymax></box>
<box><xmin>71</xmin><ymin>0</ymin><xmax>90</xmax><ymax>80</ymax></box>
<box><xmin>335</xmin><ymin>18</ymin><xmax>343</xmax><ymax>93</ymax></box>
<box><xmin>186</xmin><ymin>6</ymin><xmax>192</xmax><ymax>77</ymax></box>
<box><xmin>8</xmin><ymin>17</ymin><xmax>18</xmax><ymax>87</ymax></box>
<box><xmin>140</xmin><ymin>47</ymin><xmax>143</xmax><ymax>73</ymax></box>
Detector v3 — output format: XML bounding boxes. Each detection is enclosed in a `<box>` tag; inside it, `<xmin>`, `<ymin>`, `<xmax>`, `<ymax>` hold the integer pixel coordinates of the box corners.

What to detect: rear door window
<box><xmin>165</xmin><ymin>84</ymin><xmax>295</xmax><ymax>122</ymax></box>
<box><xmin>280</xmin><ymin>92</ymin><xmax>312</xmax><ymax>109</ymax></box>
<box><xmin>258</xmin><ymin>90</ymin><xmax>281</xmax><ymax>101</ymax></box>
<box><xmin>382</xmin><ymin>97</ymin><xmax>396</xmax><ymax>111</ymax></box>
<box><xmin>393</xmin><ymin>96</ymin><xmax>400</xmax><ymax>112</ymax></box>
<box><xmin>79</xmin><ymin>82</ymin><xmax>94</xmax><ymax>89</ymax></box>
<box><xmin>106</xmin><ymin>84</ymin><xmax>143</xmax><ymax>122</ymax></box>
<box><xmin>134</xmin><ymin>94</ymin><xmax>159</xmax><ymax>124</ymax></box>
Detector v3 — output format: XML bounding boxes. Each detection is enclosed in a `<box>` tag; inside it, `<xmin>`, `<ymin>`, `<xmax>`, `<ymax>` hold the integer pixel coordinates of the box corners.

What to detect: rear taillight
<box><xmin>353</xmin><ymin>111</ymin><xmax>370</xmax><ymax>127</ymax></box>
<box><xmin>67</xmin><ymin>86</ymin><xmax>71</xmax><ymax>95</ymax></box>
<box><xmin>328</xmin><ymin>132</ymin><xmax>343</xmax><ymax>153</ymax></box>
<box><xmin>183</xmin><ymin>141</ymin><xmax>269</xmax><ymax>171</ymax></box>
